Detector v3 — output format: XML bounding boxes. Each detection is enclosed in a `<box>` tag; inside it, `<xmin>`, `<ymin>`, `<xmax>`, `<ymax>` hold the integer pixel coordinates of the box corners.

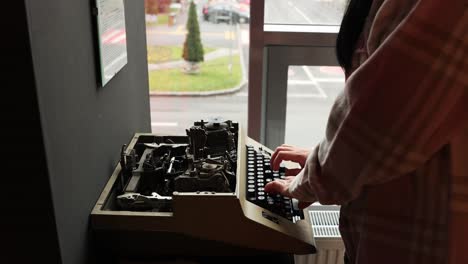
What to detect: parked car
<box><xmin>205</xmin><ymin>3</ymin><xmax>250</xmax><ymax>24</ymax></box>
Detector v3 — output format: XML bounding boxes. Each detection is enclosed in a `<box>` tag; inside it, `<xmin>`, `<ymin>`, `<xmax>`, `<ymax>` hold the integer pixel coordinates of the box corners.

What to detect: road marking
<box><xmin>241</xmin><ymin>29</ymin><xmax>249</xmax><ymax>45</ymax></box>
<box><xmin>151</xmin><ymin>122</ymin><xmax>178</xmax><ymax>127</ymax></box>
<box><xmin>176</xmin><ymin>25</ymin><xmax>184</xmax><ymax>33</ymax></box>
<box><xmin>303</xmin><ymin>66</ymin><xmax>327</xmax><ymax>98</ymax></box>
<box><xmin>288</xmin><ymin>1</ymin><xmax>314</xmax><ymax>24</ymax></box>
<box><xmin>224</xmin><ymin>31</ymin><xmax>236</xmax><ymax>40</ymax></box>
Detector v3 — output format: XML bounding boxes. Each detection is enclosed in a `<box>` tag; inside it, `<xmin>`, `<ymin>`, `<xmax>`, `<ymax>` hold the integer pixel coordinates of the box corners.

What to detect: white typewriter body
<box><xmin>91</xmin><ymin>123</ymin><xmax>316</xmax><ymax>257</ymax></box>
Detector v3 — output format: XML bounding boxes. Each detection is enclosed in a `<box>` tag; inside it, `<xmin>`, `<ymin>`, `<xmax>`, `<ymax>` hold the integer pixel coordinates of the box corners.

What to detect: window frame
<box><xmin>248</xmin><ymin>0</ymin><xmax>341</xmax><ymax>149</ymax></box>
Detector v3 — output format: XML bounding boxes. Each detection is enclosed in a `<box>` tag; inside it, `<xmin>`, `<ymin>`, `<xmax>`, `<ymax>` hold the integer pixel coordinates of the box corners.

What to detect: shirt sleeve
<box><xmin>288</xmin><ymin>0</ymin><xmax>468</xmax><ymax>205</ymax></box>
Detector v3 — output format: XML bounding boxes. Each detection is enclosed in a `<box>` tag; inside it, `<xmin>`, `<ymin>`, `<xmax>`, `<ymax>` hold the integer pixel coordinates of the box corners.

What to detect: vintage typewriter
<box><xmin>91</xmin><ymin>118</ymin><xmax>316</xmax><ymax>258</ymax></box>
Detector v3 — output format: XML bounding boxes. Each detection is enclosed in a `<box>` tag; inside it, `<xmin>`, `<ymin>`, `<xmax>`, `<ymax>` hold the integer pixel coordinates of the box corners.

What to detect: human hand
<box><xmin>270</xmin><ymin>144</ymin><xmax>311</xmax><ymax>171</ymax></box>
<box><xmin>264</xmin><ymin>176</ymin><xmax>313</xmax><ymax>209</ymax></box>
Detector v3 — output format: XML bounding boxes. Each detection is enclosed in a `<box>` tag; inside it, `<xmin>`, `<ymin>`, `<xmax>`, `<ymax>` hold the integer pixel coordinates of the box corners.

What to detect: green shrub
<box><xmin>182</xmin><ymin>1</ymin><xmax>204</xmax><ymax>62</ymax></box>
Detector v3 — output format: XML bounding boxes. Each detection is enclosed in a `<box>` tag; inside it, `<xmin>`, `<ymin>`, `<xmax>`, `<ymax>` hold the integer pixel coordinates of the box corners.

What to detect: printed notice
<box><xmin>95</xmin><ymin>0</ymin><xmax>127</xmax><ymax>86</ymax></box>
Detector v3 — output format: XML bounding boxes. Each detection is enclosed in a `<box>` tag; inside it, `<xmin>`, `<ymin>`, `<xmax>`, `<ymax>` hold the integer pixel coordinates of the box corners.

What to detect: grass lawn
<box><xmin>146</xmin><ymin>13</ymin><xmax>169</xmax><ymax>27</ymax></box>
<box><xmin>147</xmin><ymin>46</ymin><xmax>216</xmax><ymax>64</ymax></box>
<box><xmin>149</xmin><ymin>56</ymin><xmax>242</xmax><ymax>92</ymax></box>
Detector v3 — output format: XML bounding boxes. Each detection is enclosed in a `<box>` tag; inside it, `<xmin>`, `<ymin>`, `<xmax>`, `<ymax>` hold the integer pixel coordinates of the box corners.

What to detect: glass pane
<box><xmin>285</xmin><ymin>66</ymin><xmax>345</xmax><ymax>147</ymax></box>
<box><xmin>265</xmin><ymin>0</ymin><xmax>346</xmax><ymax>26</ymax></box>
<box><xmin>145</xmin><ymin>0</ymin><xmax>250</xmax><ymax>134</ymax></box>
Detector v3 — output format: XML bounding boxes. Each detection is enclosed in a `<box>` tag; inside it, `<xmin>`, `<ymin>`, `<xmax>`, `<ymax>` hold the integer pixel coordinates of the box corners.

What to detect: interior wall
<box><xmin>4</xmin><ymin>1</ymin><xmax>62</xmax><ymax>263</ymax></box>
<box><xmin>25</xmin><ymin>0</ymin><xmax>150</xmax><ymax>263</ymax></box>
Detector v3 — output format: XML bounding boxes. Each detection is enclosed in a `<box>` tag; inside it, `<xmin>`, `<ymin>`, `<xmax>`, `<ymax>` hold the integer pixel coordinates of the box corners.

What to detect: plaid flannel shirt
<box><xmin>289</xmin><ymin>0</ymin><xmax>468</xmax><ymax>263</ymax></box>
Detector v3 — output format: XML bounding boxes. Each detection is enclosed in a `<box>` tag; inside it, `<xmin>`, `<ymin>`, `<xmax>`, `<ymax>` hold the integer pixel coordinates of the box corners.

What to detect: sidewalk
<box><xmin>148</xmin><ymin>48</ymin><xmax>240</xmax><ymax>71</ymax></box>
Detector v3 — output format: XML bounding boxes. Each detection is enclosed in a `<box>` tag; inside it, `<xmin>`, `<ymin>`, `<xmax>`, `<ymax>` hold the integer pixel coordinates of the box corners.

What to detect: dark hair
<box><xmin>336</xmin><ymin>0</ymin><xmax>373</xmax><ymax>71</ymax></box>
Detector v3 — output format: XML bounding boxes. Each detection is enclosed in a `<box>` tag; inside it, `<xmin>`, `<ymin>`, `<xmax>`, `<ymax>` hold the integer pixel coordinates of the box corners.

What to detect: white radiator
<box><xmin>295</xmin><ymin>206</ymin><xmax>345</xmax><ymax>264</ymax></box>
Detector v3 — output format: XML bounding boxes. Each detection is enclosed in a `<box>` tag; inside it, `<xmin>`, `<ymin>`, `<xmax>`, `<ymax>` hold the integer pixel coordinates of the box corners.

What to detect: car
<box><xmin>205</xmin><ymin>3</ymin><xmax>250</xmax><ymax>24</ymax></box>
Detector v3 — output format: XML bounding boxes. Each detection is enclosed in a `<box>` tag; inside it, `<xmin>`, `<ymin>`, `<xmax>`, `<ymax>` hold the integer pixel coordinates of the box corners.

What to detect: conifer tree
<box><xmin>182</xmin><ymin>1</ymin><xmax>204</xmax><ymax>63</ymax></box>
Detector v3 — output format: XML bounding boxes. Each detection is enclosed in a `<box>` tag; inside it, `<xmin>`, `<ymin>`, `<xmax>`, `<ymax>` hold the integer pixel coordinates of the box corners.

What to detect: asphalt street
<box><xmin>264</xmin><ymin>0</ymin><xmax>346</xmax><ymax>25</ymax></box>
<box><xmin>150</xmin><ymin>70</ymin><xmax>344</xmax><ymax>148</ymax></box>
<box><xmin>146</xmin><ymin>3</ymin><xmax>239</xmax><ymax>48</ymax></box>
<box><xmin>148</xmin><ymin>0</ymin><xmax>346</xmax><ymax>148</ymax></box>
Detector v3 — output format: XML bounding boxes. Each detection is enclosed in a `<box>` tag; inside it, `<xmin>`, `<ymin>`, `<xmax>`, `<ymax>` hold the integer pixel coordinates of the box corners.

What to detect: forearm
<box><xmin>288</xmin><ymin>0</ymin><xmax>468</xmax><ymax>205</ymax></box>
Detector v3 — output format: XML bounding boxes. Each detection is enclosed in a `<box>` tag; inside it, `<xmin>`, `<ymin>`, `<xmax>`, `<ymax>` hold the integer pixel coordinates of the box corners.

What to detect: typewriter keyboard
<box><xmin>245</xmin><ymin>145</ymin><xmax>304</xmax><ymax>222</ymax></box>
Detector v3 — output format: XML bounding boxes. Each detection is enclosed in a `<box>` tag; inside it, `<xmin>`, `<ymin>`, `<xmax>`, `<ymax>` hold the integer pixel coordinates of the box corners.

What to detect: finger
<box><xmin>270</xmin><ymin>146</ymin><xmax>294</xmax><ymax>166</ymax></box>
<box><xmin>284</xmin><ymin>176</ymin><xmax>296</xmax><ymax>181</ymax></box>
<box><xmin>272</xmin><ymin>150</ymin><xmax>293</xmax><ymax>171</ymax></box>
<box><xmin>272</xmin><ymin>151</ymin><xmax>303</xmax><ymax>171</ymax></box>
<box><xmin>285</xmin><ymin>168</ymin><xmax>302</xmax><ymax>176</ymax></box>
<box><xmin>298</xmin><ymin>201</ymin><xmax>312</xmax><ymax>209</ymax></box>
<box><xmin>264</xmin><ymin>180</ymin><xmax>289</xmax><ymax>196</ymax></box>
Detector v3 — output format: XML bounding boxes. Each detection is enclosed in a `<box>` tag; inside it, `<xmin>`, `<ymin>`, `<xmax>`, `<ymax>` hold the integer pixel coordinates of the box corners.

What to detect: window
<box><xmin>285</xmin><ymin>66</ymin><xmax>344</xmax><ymax>147</ymax></box>
<box><xmin>246</xmin><ymin>0</ymin><xmax>346</xmax><ymax>148</ymax></box>
<box><xmin>145</xmin><ymin>0</ymin><xmax>250</xmax><ymax>134</ymax></box>
<box><xmin>145</xmin><ymin>0</ymin><xmax>347</xmax><ymax>149</ymax></box>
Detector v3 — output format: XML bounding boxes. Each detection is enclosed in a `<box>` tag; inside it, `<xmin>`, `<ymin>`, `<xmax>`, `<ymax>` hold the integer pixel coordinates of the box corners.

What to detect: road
<box><xmin>150</xmin><ymin>66</ymin><xmax>344</xmax><ymax>148</ymax></box>
<box><xmin>148</xmin><ymin>0</ymin><xmax>346</xmax><ymax>148</ymax></box>
<box><xmin>264</xmin><ymin>0</ymin><xmax>346</xmax><ymax>25</ymax></box>
<box><xmin>146</xmin><ymin>21</ymin><xmax>238</xmax><ymax>48</ymax></box>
